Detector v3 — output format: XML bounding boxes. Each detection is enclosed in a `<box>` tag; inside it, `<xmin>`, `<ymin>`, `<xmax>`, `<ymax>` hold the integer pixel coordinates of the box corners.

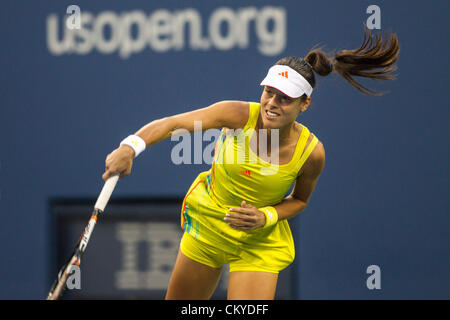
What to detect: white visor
<box><xmin>260</xmin><ymin>65</ymin><xmax>313</xmax><ymax>98</ymax></box>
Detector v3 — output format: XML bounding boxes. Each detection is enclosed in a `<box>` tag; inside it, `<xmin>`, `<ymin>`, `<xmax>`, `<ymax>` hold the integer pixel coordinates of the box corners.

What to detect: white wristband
<box><xmin>259</xmin><ymin>206</ymin><xmax>279</xmax><ymax>228</ymax></box>
<box><xmin>120</xmin><ymin>135</ymin><xmax>146</xmax><ymax>158</ymax></box>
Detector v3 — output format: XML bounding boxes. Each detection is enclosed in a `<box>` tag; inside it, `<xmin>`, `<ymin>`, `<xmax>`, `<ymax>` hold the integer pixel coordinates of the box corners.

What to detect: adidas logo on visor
<box><xmin>260</xmin><ymin>65</ymin><xmax>313</xmax><ymax>97</ymax></box>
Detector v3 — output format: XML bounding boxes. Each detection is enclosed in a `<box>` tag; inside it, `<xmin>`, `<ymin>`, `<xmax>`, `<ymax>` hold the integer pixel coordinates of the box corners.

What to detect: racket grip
<box><xmin>94</xmin><ymin>173</ymin><xmax>119</xmax><ymax>211</ymax></box>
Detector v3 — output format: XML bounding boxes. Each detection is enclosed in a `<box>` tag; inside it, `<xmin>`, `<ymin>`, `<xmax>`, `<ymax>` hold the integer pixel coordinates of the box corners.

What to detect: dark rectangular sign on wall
<box><xmin>49</xmin><ymin>199</ymin><xmax>298</xmax><ymax>299</ymax></box>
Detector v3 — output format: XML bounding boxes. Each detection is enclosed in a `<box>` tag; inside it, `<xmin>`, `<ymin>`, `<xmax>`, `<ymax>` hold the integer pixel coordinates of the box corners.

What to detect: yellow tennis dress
<box><xmin>180</xmin><ymin>102</ymin><xmax>319</xmax><ymax>273</ymax></box>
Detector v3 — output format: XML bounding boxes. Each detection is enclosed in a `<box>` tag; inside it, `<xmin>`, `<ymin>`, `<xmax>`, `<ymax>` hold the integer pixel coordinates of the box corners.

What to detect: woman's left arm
<box><xmin>275</xmin><ymin>141</ymin><xmax>326</xmax><ymax>220</ymax></box>
<box><xmin>225</xmin><ymin>142</ymin><xmax>325</xmax><ymax>230</ymax></box>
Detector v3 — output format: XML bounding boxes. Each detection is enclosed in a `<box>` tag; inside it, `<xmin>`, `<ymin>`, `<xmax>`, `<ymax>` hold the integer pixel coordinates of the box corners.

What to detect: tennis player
<box><xmin>102</xmin><ymin>27</ymin><xmax>399</xmax><ymax>300</ymax></box>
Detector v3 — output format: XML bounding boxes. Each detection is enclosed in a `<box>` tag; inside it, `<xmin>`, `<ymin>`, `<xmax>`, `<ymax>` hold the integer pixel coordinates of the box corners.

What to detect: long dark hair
<box><xmin>276</xmin><ymin>26</ymin><xmax>400</xmax><ymax>97</ymax></box>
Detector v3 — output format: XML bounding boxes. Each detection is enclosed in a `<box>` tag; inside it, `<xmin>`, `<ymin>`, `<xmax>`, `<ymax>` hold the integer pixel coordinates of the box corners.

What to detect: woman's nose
<box><xmin>268</xmin><ymin>95</ymin><xmax>279</xmax><ymax>107</ymax></box>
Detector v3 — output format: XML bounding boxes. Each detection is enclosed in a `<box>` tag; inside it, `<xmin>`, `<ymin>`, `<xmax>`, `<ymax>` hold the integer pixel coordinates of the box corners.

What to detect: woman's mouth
<box><xmin>265</xmin><ymin>110</ymin><xmax>280</xmax><ymax>119</ymax></box>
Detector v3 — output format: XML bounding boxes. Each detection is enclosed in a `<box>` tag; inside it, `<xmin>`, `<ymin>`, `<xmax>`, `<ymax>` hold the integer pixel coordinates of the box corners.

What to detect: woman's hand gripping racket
<box><xmin>46</xmin><ymin>174</ymin><xmax>120</xmax><ymax>300</ymax></box>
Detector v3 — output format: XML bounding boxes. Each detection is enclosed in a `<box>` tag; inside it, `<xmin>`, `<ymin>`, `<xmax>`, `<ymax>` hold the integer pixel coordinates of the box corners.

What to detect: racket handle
<box><xmin>94</xmin><ymin>174</ymin><xmax>119</xmax><ymax>211</ymax></box>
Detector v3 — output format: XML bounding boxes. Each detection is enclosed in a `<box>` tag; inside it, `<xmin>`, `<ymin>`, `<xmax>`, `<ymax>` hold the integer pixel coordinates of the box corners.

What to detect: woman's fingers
<box><xmin>103</xmin><ymin>166</ymin><xmax>130</xmax><ymax>181</ymax></box>
<box><xmin>225</xmin><ymin>212</ymin><xmax>255</xmax><ymax>222</ymax></box>
<box><xmin>102</xmin><ymin>146</ymin><xmax>134</xmax><ymax>181</ymax></box>
<box><xmin>226</xmin><ymin>206</ymin><xmax>266</xmax><ymax>230</ymax></box>
<box><xmin>102</xmin><ymin>170</ymin><xmax>112</xmax><ymax>181</ymax></box>
<box><xmin>119</xmin><ymin>169</ymin><xmax>131</xmax><ymax>179</ymax></box>
<box><xmin>228</xmin><ymin>207</ymin><xmax>254</xmax><ymax>215</ymax></box>
<box><xmin>227</xmin><ymin>220</ymin><xmax>254</xmax><ymax>230</ymax></box>
<box><xmin>224</xmin><ymin>212</ymin><xmax>258</xmax><ymax>230</ymax></box>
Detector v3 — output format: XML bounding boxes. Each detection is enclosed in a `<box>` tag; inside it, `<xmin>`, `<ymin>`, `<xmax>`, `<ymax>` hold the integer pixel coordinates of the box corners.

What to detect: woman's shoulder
<box><xmin>222</xmin><ymin>101</ymin><xmax>259</xmax><ymax>132</ymax></box>
<box><xmin>295</xmin><ymin>123</ymin><xmax>325</xmax><ymax>176</ymax></box>
<box><xmin>215</xmin><ymin>100</ymin><xmax>250</xmax><ymax>130</ymax></box>
<box><xmin>297</xmin><ymin>123</ymin><xmax>322</xmax><ymax>147</ymax></box>
<box><xmin>300</xmin><ymin>133</ymin><xmax>325</xmax><ymax>178</ymax></box>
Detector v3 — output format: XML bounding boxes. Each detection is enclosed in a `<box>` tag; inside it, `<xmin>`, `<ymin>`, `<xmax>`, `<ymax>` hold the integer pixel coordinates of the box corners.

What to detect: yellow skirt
<box><xmin>180</xmin><ymin>170</ymin><xmax>295</xmax><ymax>273</ymax></box>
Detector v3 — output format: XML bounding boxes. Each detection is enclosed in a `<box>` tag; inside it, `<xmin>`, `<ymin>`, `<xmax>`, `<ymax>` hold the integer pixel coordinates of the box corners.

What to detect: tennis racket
<box><xmin>46</xmin><ymin>174</ymin><xmax>120</xmax><ymax>300</ymax></box>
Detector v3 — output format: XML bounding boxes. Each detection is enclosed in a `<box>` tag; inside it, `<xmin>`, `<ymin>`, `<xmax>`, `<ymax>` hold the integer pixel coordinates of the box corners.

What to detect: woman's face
<box><xmin>260</xmin><ymin>86</ymin><xmax>310</xmax><ymax>129</ymax></box>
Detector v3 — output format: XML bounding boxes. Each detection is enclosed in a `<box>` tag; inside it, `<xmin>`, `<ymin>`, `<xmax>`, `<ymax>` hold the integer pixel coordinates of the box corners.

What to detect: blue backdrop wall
<box><xmin>0</xmin><ymin>0</ymin><xmax>449</xmax><ymax>299</ymax></box>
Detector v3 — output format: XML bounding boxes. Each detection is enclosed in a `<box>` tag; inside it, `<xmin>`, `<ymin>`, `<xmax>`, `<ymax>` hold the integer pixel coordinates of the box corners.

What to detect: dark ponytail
<box><xmin>276</xmin><ymin>25</ymin><xmax>400</xmax><ymax>96</ymax></box>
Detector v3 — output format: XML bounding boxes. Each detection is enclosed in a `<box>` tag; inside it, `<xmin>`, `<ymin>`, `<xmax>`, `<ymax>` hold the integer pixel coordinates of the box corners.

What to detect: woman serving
<box><xmin>102</xmin><ymin>27</ymin><xmax>399</xmax><ymax>300</ymax></box>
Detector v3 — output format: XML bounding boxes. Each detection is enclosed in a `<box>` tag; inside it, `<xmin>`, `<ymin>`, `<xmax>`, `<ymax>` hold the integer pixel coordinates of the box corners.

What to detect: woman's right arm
<box><xmin>102</xmin><ymin>100</ymin><xmax>250</xmax><ymax>181</ymax></box>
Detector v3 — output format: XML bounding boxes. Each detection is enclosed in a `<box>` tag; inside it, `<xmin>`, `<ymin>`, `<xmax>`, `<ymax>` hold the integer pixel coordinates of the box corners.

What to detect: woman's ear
<box><xmin>299</xmin><ymin>96</ymin><xmax>311</xmax><ymax>113</ymax></box>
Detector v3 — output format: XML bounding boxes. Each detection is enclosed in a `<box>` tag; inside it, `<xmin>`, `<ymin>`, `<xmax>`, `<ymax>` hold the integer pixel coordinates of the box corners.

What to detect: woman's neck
<box><xmin>262</xmin><ymin>121</ymin><xmax>297</xmax><ymax>147</ymax></box>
